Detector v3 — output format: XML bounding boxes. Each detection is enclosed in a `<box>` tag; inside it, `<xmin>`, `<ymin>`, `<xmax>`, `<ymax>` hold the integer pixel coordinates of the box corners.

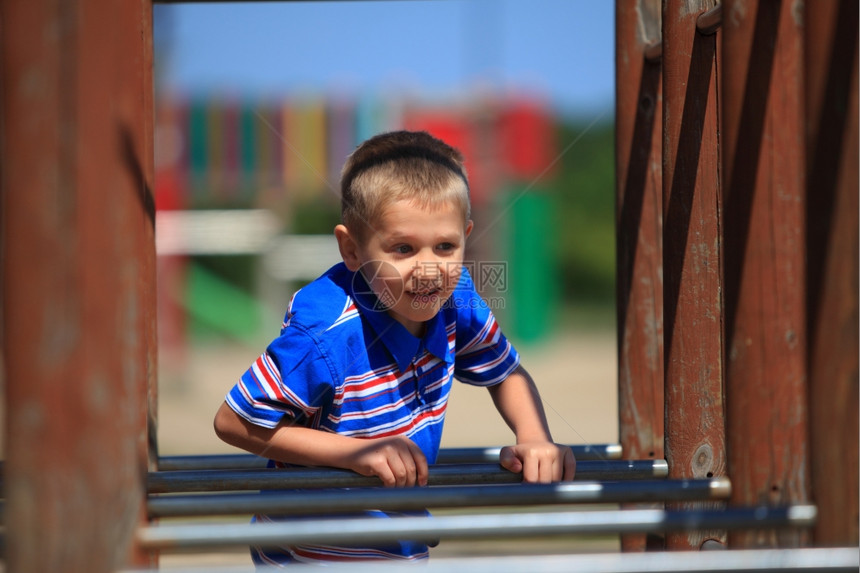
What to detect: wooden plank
<box><xmin>803</xmin><ymin>0</ymin><xmax>859</xmax><ymax>547</ymax></box>
<box><xmin>615</xmin><ymin>0</ymin><xmax>665</xmax><ymax>552</ymax></box>
<box><xmin>0</xmin><ymin>1</ymin><xmax>156</xmax><ymax>570</ymax></box>
<box><xmin>720</xmin><ymin>0</ymin><xmax>810</xmax><ymax>548</ymax></box>
<box><xmin>661</xmin><ymin>0</ymin><xmax>726</xmax><ymax>550</ymax></box>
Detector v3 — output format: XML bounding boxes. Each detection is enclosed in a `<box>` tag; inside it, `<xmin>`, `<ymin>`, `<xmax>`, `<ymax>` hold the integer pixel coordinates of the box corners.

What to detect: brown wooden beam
<box><xmin>721</xmin><ymin>0</ymin><xmax>811</xmax><ymax>548</ymax></box>
<box><xmin>1</xmin><ymin>1</ymin><xmax>157</xmax><ymax>570</ymax></box>
<box><xmin>615</xmin><ymin>0</ymin><xmax>665</xmax><ymax>552</ymax></box>
<box><xmin>644</xmin><ymin>3</ymin><xmax>723</xmax><ymax>62</ymax></box>
<box><xmin>661</xmin><ymin>0</ymin><xmax>726</xmax><ymax>551</ymax></box>
<box><xmin>804</xmin><ymin>0</ymin><xmax>859</xmax><ymax>547</ymax></box>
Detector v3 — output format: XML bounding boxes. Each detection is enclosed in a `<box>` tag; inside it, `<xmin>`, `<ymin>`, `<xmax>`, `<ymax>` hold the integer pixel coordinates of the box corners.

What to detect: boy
<box><xmin>214</xmin><ymin>130</ymin><xmax>576</xmax><ymax>565</ymax></box>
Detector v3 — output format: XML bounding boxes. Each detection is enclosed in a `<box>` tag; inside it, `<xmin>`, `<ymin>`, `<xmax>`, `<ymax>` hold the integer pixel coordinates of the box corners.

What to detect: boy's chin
<box><xmin>404</xmin><ymin>305</ymin><xmax>442</xmax><ymax>323</ymax></box>
<box><xmin>390</xmin><ymin>300</ymin><xmax>444</xmax><ymax>325</ymax></box>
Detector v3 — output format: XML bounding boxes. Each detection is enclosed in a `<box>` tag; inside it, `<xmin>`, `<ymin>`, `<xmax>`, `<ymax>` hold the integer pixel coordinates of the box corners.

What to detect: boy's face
<box><xmin>350</xmin><ymin>198</ymin><xmax>472</xmax><ymax>337</ymax></box>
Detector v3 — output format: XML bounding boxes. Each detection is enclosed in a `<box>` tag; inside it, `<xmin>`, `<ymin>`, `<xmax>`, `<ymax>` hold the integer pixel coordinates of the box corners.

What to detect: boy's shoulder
<box><xmin>282</xmin><ymin>263</ymin><xmax>360</xmax><ymax>333</ymax></box>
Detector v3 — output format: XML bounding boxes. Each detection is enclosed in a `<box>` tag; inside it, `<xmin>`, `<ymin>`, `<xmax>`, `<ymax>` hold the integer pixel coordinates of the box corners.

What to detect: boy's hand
<box><xmin>344</xmin><ymin>435</ymin><xmax>429</xmax><ymax>487</ymax></box>
<box><xmin>499</xmin><ymin>442</ymin><xmax>576</xmax><ymax>483</ymax></box>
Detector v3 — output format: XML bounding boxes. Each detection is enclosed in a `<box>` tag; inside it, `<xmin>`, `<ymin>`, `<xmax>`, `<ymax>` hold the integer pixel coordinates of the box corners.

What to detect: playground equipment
<box><xmin>1</xmin><ymin>1</ymin><xmax>857</xmax><ymax>571</ymax></box>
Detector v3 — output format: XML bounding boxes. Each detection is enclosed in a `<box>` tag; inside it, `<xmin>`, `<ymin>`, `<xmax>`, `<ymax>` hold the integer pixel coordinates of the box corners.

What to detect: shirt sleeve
<box><xmin>225</xmin><ymin>326</ymin><xmax>335</xmax><ymax>429</ymax></box>
<box><xmin>452</xmin><ymin>272</ymin><xmax>520</xmax><ymax>387</ymax></box>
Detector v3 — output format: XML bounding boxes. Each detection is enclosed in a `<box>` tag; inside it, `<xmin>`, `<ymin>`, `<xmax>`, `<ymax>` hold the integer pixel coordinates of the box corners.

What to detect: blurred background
<box><xmin>152</xmin><ymin>1</ymin><xmax>619</xmax><ymax>462</ymax></box>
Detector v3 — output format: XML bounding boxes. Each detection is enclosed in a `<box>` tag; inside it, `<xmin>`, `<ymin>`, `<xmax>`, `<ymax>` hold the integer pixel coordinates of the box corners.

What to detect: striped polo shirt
<box><xmin>225</xmin><ymin>262</ymin><xmax>520</xmax><ymax>564</ymax></box>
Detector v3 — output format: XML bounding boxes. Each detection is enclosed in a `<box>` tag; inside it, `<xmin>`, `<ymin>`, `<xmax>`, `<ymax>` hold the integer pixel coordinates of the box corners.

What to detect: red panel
<box><xmin>498</xmin><ymin>99</ymin><xmax>556</xmax><ymax>181</ymax></box>
<box><xmin>403</xmin><ymin>110</ymin><xmax>484</xmax><ymax>202</ymax></box>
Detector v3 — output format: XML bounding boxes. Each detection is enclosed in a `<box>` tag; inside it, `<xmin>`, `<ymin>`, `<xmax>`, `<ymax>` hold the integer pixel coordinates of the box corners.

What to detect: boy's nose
<box><xmin>412</xmin><ymin>260</ymin><xmax>443</xmax><ymax>279</ymax></box>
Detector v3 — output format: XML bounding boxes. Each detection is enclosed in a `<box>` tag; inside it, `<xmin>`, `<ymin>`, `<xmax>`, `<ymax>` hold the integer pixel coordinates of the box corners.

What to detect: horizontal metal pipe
<box><xmin>121</xmin><ymin>547</ymin><xmax>860</xmax><ymax>573</ymax></box>
<box><xmin>138</xmin><ymin>505</ymin><xmax>817</xmax><ymax>551</ymax></box>
<box><xmin>156</xmin><ymin>444</ymin><xmax>623</xmax><ymax>471</ymax></box>
<box><xmin>148</xmin><ymin>477</ymin><xmax>731</xmax><ymax>518</ymax></box>
<box><xmin>148</xmin><ymin>460</ymin><xmax>669</xmax><ymax>494</ymax></box>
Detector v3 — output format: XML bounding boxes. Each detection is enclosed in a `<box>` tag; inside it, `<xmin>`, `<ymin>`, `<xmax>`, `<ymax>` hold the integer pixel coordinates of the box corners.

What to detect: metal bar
<box><xmin>121</xmin><ymin>547</ymin><xmax>860</xmax><ymax>573</ymax></box>
<box><xmin>156</xmin><ymin>444</ymin><xmax>623</xmax><ymax>471</ymax></box>
<box><xmin>157</xmin><ymin>454</ymin><xmax>268</xmax><ymax>471</ymax></box>
<box><xmin>439</xmin><ymin>444</ymin><xmax>623</xmax><ymax>464</ymax></box>
<box><xmin>148</xmin><ymin>460</ymin><xmax>669</xmax><ymax>494</ymax></box>
<box><xmin>721</xmin><ymin>0</ymin><xmax>811</xmax><ymax>549</ymax></box>
<box><xmin>148</xmin><ymin>478</ymin><xmax>731</xmax><ymax>518</ymax></box>
<box><xmin>662</xmin><ymin>0</ymin><xmax>726</xmax><ymax>551</ymax></box>
<box><xmin>137</xmin><ymin>505</ymin><xmax>817</xmax><ymax>551</ymax></box>
<box><xmin>615</xmin><ymin>0</ymin><xmax>665</xmax><ymax>551</ymax></box>
<box><xmin>1</xmin><ymin>1</ymin><xmax>156</xmax><ymax>570</ymax></box>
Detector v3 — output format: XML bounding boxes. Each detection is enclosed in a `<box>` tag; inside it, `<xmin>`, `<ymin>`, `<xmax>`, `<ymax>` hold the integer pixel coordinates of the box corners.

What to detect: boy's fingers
<box><xmin>563</xmin><ymin>447</ymin><xmax>577</xmax><ymax>481</ymax></box>
<box><xmin>552</xmin><ymin>457</ymin><xmax>563</xmax><ymax>482</ymax></box>
<box><xmin>375</xmin><ymin>464</ymin><xmax>397</xmax><ymax>487</ymax></box>
<box><xmin>522</xmin><ymin>454</ymin><xmax>541</xmax><ymax>483</ymax></box>
<box><xmin>391</xmin><ymin>455</ymin><xmax>410</xmax><ymax>487</ymax></box>
<box><xmin>413</xmin><ymin>451</ymin><xmax>429</xmax><ymax>487</ymax></box>
<box><xmin>501</xmin><ymin>444</ymin><xmax>576</xmax><ymax>483</ymax></box>
<box><xmin>398</xmin><ymin>451</ymin><xmax>418</xmax><ymax>487</ymax></box>
<box><xmin>407</xmin><ymin>440</ymin><xmax>429</xmax><ymax>487</ymax></box>
<box><xmin>498</xmin><ymin>446</ymin><xmax>523</xmax><ymax>475</ymax></box>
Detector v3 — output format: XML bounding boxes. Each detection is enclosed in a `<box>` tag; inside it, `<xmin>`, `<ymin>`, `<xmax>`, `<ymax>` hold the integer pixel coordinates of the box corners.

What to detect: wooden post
<box><xmin>804</xmin><ymin>0</ymin><xmax>859</xmax><ymax>547</ymax></box>
<box><xmin>721</xmin><ymin>0</ymin><xmax>810</xmax><ymax>548</ymax></box>
<box><xmin>1</xmin><ymin>1</ymin><xmax>157</xmax><ymax>570</ymax></box>
<box><xmin>661</xmin><ymin>0</ymin><xmax>726</xmax><ymax>550</ymax></box>
<box><xmin>615</xmin><ymin>0</ymin><xmax>664</xmax><ymax>552</ymax></box>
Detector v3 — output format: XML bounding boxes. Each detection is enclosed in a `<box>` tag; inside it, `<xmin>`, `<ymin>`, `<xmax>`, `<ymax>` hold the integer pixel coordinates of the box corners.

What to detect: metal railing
<box><xmin>149</xmin><ymin>477</ymin><xmax>731</xmax><ymax>518</ymax></box>
<box><xmin>139</xmin><ymin>505</ymin><xmax>818</xmax><ymax>551</ymax></box>
<box><xmin>157</xmin><ymin>443</ymin><xmax>623</xmax><ymax>471</ymax></box>
<box><xmin>148</xmin><ymin>460</ymin><xmax>669</xmax><ymax>494</ymax></box>
<box><xmin>139</xmin><ymin>454</ymin><xmax>836</xmax><ymax>570</ymax></box>
<box><xmin>124</xmin><ymin>547</ymin><xmax>860</xmax><ymax>573</ymax></box>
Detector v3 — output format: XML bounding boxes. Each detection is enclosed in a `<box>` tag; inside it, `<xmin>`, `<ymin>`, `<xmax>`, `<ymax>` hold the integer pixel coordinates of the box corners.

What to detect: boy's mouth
<box><xmin>409</xmin><ymin>287</ymin><xmax>440</xmax><ymax>297</ymax></box>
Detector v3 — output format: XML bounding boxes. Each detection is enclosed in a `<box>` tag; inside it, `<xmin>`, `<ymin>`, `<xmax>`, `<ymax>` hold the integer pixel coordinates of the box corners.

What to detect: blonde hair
<box><xmin>340</xmin><ymin>130</ymin><xmax>471</xmax><ymax>242</ymax></box>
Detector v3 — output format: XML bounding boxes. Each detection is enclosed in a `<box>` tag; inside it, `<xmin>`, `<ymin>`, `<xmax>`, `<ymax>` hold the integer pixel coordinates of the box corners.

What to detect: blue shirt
<box><xmin>225</xmin><ymin>262</ymin><xmax>520</xmax><ymax>563</ymax></box>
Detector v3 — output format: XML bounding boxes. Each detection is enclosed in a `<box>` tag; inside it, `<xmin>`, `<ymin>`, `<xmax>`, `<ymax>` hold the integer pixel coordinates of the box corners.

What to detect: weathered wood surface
<box><xmin>803</xmin><ymin>0</ymin><xmax>859</xmax><ymax>547</ymax></box>
<box><xmin>721</xmin><ymin>0</ymin><xmax>810</xmax><ymax>548</ymax></box>
<box><xmin>1</xmin><ymin>1</ymin><xmax>157</xmax><ymax>570</ymax></box>
<box><xmin>616</xmin><ymin>0</ymin><xmax>665</xmax><ymax>552</ymax></box>
<box><xmin>661</xmin><ymin>0</ymin><xmax>726</xmax><ymax>550</ymax></box>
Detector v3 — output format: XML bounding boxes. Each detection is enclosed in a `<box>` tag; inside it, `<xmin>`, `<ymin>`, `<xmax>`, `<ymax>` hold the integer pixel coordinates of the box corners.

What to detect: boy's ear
<box><xmin>334</xmin><ymin>224</ymin><xmax>362</xmax><ymax>272</ymax></box>
<box><xmin>465</xmin><ymin>219</ymin><xmax>474</xmax><ymax>238</ymax></box>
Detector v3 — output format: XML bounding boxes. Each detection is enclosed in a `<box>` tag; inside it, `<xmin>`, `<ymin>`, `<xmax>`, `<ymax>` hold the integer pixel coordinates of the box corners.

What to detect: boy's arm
<box><xmin>487</xmin><ymin>365</ymin><xmax>576</xmax><ymax>482</ymax></box>
<box><xmin>214</xmin><ymin>402</ymin><xmax>428</xmax><ymax>487</ymax></box>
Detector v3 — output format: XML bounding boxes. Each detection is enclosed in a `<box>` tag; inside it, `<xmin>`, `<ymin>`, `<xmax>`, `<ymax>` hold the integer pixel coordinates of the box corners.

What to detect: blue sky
<box><xmin>154</xmin><ymin>1</ymin><xmax>615</xmax><ymax>119</ymax></box>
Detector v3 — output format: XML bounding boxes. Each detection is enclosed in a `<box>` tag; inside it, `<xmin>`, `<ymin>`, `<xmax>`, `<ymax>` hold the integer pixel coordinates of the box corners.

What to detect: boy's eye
<box><xmin>394</xmin><ymin>244</ymin><xmax>413</xmax><ymax>254</ymax></box>
<box><xmin>437</xmin><ymin>242</ymin><xmax>455</xmax><ymax>252</ymax></box>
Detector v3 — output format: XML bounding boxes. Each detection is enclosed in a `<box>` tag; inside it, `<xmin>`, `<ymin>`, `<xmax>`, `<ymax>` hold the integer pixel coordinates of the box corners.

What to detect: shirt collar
<box><xmin>349</xmin><ymin>268</ymin><xmax>451</xmax><ymax>372</ymax></box>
